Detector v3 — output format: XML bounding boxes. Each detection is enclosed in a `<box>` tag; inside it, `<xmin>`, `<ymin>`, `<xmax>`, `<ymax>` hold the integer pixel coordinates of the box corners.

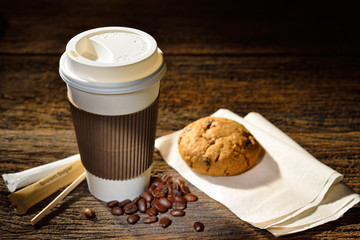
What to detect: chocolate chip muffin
<box><xmin>178</xmin><ymin>117</ymin><xmax>262</xmax><ymax>176</ymax></box>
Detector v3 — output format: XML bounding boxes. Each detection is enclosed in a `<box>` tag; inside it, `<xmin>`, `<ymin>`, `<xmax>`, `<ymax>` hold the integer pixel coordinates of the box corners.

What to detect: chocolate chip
<box><xmin>203</xmin><ymin>157</ymin><xmax>211</xmax><ymax>166</ymax></box>
<box><xmin>204</xmin><ymin>119</ymin><xmax>213</xmax><ymax>129</ymax></box>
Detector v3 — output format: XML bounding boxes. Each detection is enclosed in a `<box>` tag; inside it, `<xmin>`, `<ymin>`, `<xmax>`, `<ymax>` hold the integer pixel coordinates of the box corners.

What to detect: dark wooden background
<box><xmin>0</xmin><ymin>0</ymin><xmax>359</xmax><ymax>239</ymax></box>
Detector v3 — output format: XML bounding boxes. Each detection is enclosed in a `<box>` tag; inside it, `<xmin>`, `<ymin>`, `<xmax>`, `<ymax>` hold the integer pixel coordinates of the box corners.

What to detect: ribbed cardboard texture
<box><xmin>69</xmin><ymin>96</ymin><xmax>159</xmax><ymax>180</ymax></box>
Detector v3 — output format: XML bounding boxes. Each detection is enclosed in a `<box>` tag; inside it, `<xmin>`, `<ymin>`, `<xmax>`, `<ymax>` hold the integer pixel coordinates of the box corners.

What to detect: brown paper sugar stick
<box><xmin>31</xmin><ymin>171</ymin><xmax>86</xmax><ymax>225</ymax></box>
<box><xmin>8</xmin><ymin>159</ymin><xmax>84</xmax><ymax>215</ymax></box>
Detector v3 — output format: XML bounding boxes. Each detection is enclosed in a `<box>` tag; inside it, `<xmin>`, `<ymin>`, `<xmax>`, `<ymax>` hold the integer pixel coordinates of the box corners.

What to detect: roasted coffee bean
<box><xmin>83</xmin><ymin>208</ymin><xmax>96</xmax><ymax>219</ymax></box>
<box><xmin>151</xmin><ymin>176</ymin><xmax>162</xmax><ymax>184</ymax></box>
<box><xmin>161</xmin><ymin>174</ymin><xmax>171</xmax><ymax>183</ymax></box>
<box><xmin>166</xmin><ymin>180</ymin><xmax>173</xmax><ymax>189</ymax></box>
<box><xmin>146</xmin><ymin>207</ymin><xmax>158</xmax><ymax>216</ymax></box>
<box><xmin>171</xmin><ymin>182</ymin><xmax>180</xmax><ymax>191</ymax></box>
<box><xmin>172</xmin><ymin>189</ymin><xmax>182</xmax><ymax>196</ymax></box>
<box><xmin>124</xmin><ymin>203</ymin><xmax>138</xmax><ymax>214</ymax></box>
<box><xmin>151</xmin><ymin>178</ymin><xmax>162</xmax><ymax>187</ymax></box>
<box><xmin>158</xmin><ymin>197</ymin><xmax>172</xmax><ymax>209</ymax></box>
<box><xmin>151</xmin><ymin>188</ymin><xmax>166</xmax><ymax>198</ymax></box>
<box><xmin>167</xmin><ymin>193</ymin><xmax>174</xmax><ymax>203</ymax></box>
<box><xmin>127</xmin><ymin>214</ymin><xmax>140</xmax><ymax>224</ymax></box>
<box><xmin>150</xmin><ymin>197</ymin><xmax>157</xmax><ymax>207</ymax></box>
<box><xmin>193</xmin><ymin>222</ymin><xmax>204</xmax><ymax>232</ymax></box>
<box><xmin>159</xmin><ymin>217</ymin><xmax>171</xmax><ymax>228</ymax></box>
<box><xmin>154</xmin><ymin>199</ymin><xmax>168</xmax><ymax>213</ymax></box>
<box><xmin>107</xmin><ymin>200</ymin><xmax>119</xmax><ymax>208</ymax></box>
<box><xmin>143</xmin><ymin>215</ymin><xmax>158</xmax><ymax>224</ymax></box>
<box><xmin>118</xmin><ymin>199</ymin><xmax>131</xmax><ymax>208</ymax></box>
<box><xmin>132</xmin><ymin>196</ymin><xmax>141</xmax><ymax>204</ymax></box>
<box><xmin>124</xmin><ymin>202</ymin><xmax>135</xmax><ymax>209</ymax></box>
<box><xmin>184</xmin><ymin>193</ymin><xmax>198</xmax><ymax>202</ymax></box>
<box><xmin>148</xmin><ymin>184</ymin><xmax>156</xmax><ymax>192</ymax></box>
<box><xmin>174</xmin><ymin>195</ymin><xmax>187</xmax><ymax>203</ymax></box>
<box><xmin>172</xmin><ymin>201</ymin><xmax>186</xmax><ymax>210</ymax></box>
<box><xmin>180</xmin><ymin>183</ymin><xmax>190</xmax><ymax>195</ymax></box>
<box><xmin>170</xmin><ymin>209</ymin><xmax>185</xmax><ymax>217</ymax></box>
<box><xmin>156</xmin><ymin>182</ymin><xmax>169</xmax><ymax>194</ymax></box>
<box><xmin>137</xmin><ymin>198</ymin><xmax>147</xmax><ymax>213</ymax></box>
<box><xmin>141</xmin><ymin>190</ymin><xmax>153</xmax><ymax>202</ymax></box>
<box><xmin>110</xmin><ymin>206</ymin><xmax>124</xmax><ymax>215</ymax></box>
<box><xmin>167</xmin><ymin>186</ymin><xmax>173</xmax><ymax>194</ymax></box>
<box><xmin>177</xmin><ymin>179</ymin><xmax>190</xmax><ymax>195</ymax></box>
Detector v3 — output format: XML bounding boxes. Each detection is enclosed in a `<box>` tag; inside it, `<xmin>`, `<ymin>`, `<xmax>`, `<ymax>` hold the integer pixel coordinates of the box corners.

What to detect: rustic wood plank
<box><xmin>0</xmin><ymin>0</ymin><xmax>359</xmax><ymax>238</ymax></box>
<box><xmin>0</xmin><ymin>54</ymin><xmax>359</xmax><ymax>239</ymax></box>
<box><xmin>0</xmin><ymin>0</ymin><xmax>359</xmax><ymax>55</ymax></box>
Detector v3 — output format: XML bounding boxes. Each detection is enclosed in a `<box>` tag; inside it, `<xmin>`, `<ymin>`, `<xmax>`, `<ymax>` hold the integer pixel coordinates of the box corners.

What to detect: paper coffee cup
<box><xmin>59</xmin><ymin>26</ymin><xmax>166</xmax><ymax>201</ymax></box>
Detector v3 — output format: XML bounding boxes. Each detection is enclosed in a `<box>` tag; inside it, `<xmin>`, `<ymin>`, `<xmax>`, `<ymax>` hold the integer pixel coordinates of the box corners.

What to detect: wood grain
<box><xmin>0</xmin><ymin>1</ymin><xmax>359</xmax><ymax>55</ymax></box>
<box><xmin>1</xmin><ymin>0</ymin><xmax>359</xmax><ymax>239</ymax></box>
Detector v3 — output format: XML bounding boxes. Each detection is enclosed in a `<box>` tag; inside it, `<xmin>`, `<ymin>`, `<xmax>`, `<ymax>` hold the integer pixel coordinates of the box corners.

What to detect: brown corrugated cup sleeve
<box><xmin>69</xmin><ymin>96</ymin><xmax>159</xmax><ymax>181</ymax></box>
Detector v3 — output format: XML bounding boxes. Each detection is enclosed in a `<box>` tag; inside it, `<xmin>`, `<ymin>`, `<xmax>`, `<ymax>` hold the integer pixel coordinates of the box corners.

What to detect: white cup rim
<box><xmin>59</xmin><ymin>52</ymin><xmax>166</xmax><ymax>94</ymax></box>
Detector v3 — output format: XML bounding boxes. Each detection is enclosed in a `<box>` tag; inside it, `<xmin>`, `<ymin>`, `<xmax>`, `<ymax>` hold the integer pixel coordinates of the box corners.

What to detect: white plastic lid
<box><xmin>59</xmin><ymin>26</ymin><xmax>166</xmax><ymax>94</ymax></box>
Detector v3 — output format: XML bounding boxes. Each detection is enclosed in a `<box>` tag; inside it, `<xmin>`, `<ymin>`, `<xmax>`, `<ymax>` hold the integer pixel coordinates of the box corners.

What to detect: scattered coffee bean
<box><xmin>184</xmin><ymin>193</ymin><xmax>198</xmax><ymax>202</ymax></box>
<box><xmin>172</xmin><ymin>201</ymin><xmax>186</xmax><ymax>210</ymax></box>
<box><xmin>127</xmin><ymin>214</ymin><xmax>140</xmax><ymax>224</ymax></box>
<box><xmin>141</xmin><ymin>190</ymin><xmax>153</xmax><ymax>202</ymax></box>
<box><xmin>132</xmin><ymin>196</ymin><xmax>141</xmax><ymax>204</ymax></box>
<box><xmin>118</xmin><ymin>199</ymin><xmax>131</xmax><ymax>208</ymax></box>
<box><xmin>158</xmin><ymin>197</ymin><xmax>172</xmax><ymax>209</ymax></box>
<box><xmin>99</xmin><ymin>175</ymin><xmax>201</xmax><ymax>231</ymax></box>
<box><xmin>154</xmin><ymin>198</ymin><xmax>168</xmax><ymax>213</ymax></box>
<box><xmin>171</xmin><ymin>182</ymin><xmax>180</xmax><ymax>191</ymax></box>
<box><xmin>167</xmin><ymin>193</ymin><xmax>174</xmax><ymax>203</ymax></box>
<box><xmin>180</xmin><ymin>183</ymin><xmax>190</xmax><ymax>195</ymax></box>
<box><xmin>157</xmin><ymin>183</ymin><xmax>169</xmax><ymax>193</ymax></box>
<box><xmin>146</xmin><ymin>207</ymin><xmax>158</xmax><ymax>216</ymax></box>
<box><xmin>174</xmin><ymin>195</ymin><xmax>186</xmax><ymax>203</ymax></box>
<box><xmin>143</xmin><ymin>215</ymin><xmax>158</xmax><ymax>224</ymax></box>
<box><xmin>137</xmin><ymin>198</ymin><xmax>147</xmax><ymax>213</ymax></box>
<box><xmin>193</xmin><ymin>222</ymin><xmax>204</xmax><ymax>232</ymax></box>
<box><xmin>148</xmin><ymin>184</ymin><xmax>156</xmax><ymax>192</ymax></box>
<box><xmin>107</xmin><ymin>200</ymin><xmax>119</xmax><ymax>208</ymax></box>
<box><xmin>159</xmin><ymin>217</ymin><xmax>171</xmax><ymax>228</ymax></box>
<box><xmin>151</xmin><ymin>176</ymin><xmax>162</xmax><ymax>184</ymax></box>
<box><xmin>170</xmin><ymin>209</ymin><xmax>185</xmax><ymax>217</ymax></box>
<box><xmin>172</xmin><ymin>189</ymin><xmax>182</xmax><ymax>196</ymax></box>
<box><xmin>110</xmin><ymin>206</ymin><xmax>124</xmax><ymax>215</ymax></box>
<box><xmin>151</xmin><ymin>188</ymin><xmax>166</xmax><ymax>198</ymax></box>
<box><xmin>83</xmin><ymin>208</ymin><xmax>96</xmax><ymax>219</ymax></box>
<box><xmin>161</xmin><ymin>174</ymin><xmax>171</xmax><ymax>183</ymax></box>
<box><xmin>124</xmin><ymin>202</ymin><xmax>138</xmax><ymax>214</ymax></box>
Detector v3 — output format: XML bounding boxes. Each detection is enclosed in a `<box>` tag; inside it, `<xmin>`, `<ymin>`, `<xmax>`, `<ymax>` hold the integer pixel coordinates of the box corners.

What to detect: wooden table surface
<box><xmin>1</xmin><ymin>1</ymin><xmax>359</xmax><ymax>239</ymax></box>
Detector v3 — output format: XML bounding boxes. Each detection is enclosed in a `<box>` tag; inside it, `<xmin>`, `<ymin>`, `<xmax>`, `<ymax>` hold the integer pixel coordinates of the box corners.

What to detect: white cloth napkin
<box><xmin>154</xmin><ymin>109</ymin><xmax>360</xmax><ymax>236</ymax></box>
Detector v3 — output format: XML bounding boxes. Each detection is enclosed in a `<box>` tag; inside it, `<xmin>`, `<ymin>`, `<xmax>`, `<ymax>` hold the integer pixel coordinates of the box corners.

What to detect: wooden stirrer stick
<box><xmin>31</xmin><ymin>171</ymin><xmax>86</xmax><ymax>225</ymax></box>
